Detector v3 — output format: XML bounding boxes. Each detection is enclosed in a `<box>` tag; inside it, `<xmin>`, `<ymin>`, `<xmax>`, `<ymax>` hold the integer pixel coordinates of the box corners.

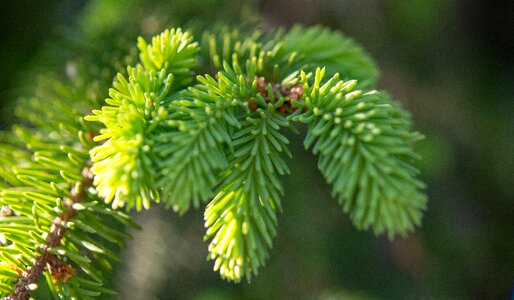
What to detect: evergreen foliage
<box><xmin>0</xmin><ymin>22</ymin><xmax>426</xmax><ymax>298</ymax></box>
<box><xmin>295</xmin><ymin>69</ymin><xmax>426</xmax><ymax>237</ymax></box>
<box><xmin>0</xmin><ymin>77</ymin><xmax>136</xmax><ymax>299</ymax></box>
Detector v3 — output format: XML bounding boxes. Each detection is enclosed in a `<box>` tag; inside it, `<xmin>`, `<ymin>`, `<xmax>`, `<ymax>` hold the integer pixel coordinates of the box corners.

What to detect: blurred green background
<box><xmin>1</xmin><ymin>0</ymin><xmax>513</xmax><ymax>299</ymax></box>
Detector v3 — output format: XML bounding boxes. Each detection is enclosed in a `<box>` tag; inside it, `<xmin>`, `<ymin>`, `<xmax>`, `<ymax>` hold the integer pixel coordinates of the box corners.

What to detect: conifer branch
<box><xmin>292</xmin><ymin>68</ymin><xmax>426</xmax><ymax>237</ymax></box>
<box><xmin>204</xmin><ymin>108</ymin><xmax>291</xmax><ymax>282</ymax></box>
<box><xmin>1</xmin><ymin>23</ymin><xmax>427</xmax><ymax>295</ymax></box>
<box><xmin>4</xmin><ymin>166</ymin><xmax>92</xmax><ymax>300</ymax></box>
<box><xmin>1</xmin><ymin>71</ymin><xmax>133</xmax><ymax>299</ymax></box>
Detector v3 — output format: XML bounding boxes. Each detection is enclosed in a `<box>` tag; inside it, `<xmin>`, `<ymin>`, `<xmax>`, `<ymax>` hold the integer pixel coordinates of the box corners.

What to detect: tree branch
<box><xmin>3</xmin><ymin>166</ymin><xmax>93</xmax><ymax>300</ymax></box>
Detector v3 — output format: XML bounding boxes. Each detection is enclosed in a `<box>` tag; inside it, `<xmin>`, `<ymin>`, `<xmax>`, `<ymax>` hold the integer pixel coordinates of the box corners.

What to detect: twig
<box><xmin>3</xmin><ymin>166</ymin><xmax>93</xmax><ymax>300</ymax></box>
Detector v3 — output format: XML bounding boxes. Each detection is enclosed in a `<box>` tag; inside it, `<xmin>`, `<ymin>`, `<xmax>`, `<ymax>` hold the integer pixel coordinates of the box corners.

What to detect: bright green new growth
<box><xmin>85</xmin><ymin>28</ymin><xmax>199</xmax><ymax>211</ymax></box>
<box><xmin>0</xmin><ymin>25</ymin><xmax>426</xmax><ymax>297</ymax></box>
<box><xmin>87</xmin><ymin>27</ymin><xmax>425</xmax><ymax>282</ymax></box>
<box><xmin>138</xmin><ymin>28</ymin><xmax>199</xmax><ymax>88</ymax></box>
<box><xmin>86</xmin><ymin>66</ymin><xmax>171</xmax><ymax>210</ymax></box>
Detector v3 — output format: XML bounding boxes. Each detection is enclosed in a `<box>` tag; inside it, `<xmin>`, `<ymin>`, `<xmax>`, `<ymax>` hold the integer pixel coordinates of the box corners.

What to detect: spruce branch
<box><xmin>86</xmin><ymin>28</ymin><xmax>199</xmax><ymax>211</ymax></box>
<box><xmin>153</xmin><ymin>66</ymin><xmax>247</xmax><ymax>213</ymax></box>
<box><xmin>292</xmin><ymin>68</ymin><xmax>426</xmax><ymax>237</ymax></box>
<box><xmin>86</xmin><ymin>26</ymin><xmax>425</xmax><ymax>282</ymax></box>
<box><xmin>1</xmin><ymin>23</ymin><xmax>427</xmax><ymax>294</ymax></box>
<box><xmin>1</xmin><ymin>70</ymin><xmax>134</xmax><ymax>298</ymax></box>
<box><xmin>204</xmin><ymin>108</ymin><xmax>292</xmax><ymax>282</ymax></box>
<box><xmin>4</xmin><ymin>166</ymin><xmax>92</xmax><ymax>300</ymax></box>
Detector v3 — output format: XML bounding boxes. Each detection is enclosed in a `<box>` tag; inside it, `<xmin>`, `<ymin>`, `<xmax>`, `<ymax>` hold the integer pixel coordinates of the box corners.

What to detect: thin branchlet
<box><xmin>3</xmin><ymin>166</ymin><xmax>93</xmax><ymax>300</ymax></box>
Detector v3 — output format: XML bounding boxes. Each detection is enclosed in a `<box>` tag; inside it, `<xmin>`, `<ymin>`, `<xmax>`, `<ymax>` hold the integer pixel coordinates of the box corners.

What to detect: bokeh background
<box><xmin>1</xmin><ymin>0</ymin><xmax>513</xmax><ymax>299</ymax></box>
